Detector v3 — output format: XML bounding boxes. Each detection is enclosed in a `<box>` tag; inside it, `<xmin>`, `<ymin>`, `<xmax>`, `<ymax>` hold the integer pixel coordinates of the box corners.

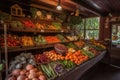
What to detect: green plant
<box><xmin>0</xmin><ymin>11</ymin><xmax>11</xmax><ymax>20</ymax></box>
<box><xmin>30</xmin><ymin>8</ymin><xmax>38</xmax><ymax>18</ymax></box>
<box><xmin>0</xmin><ymin>63</ymin><xmax>3</xmax><ymax>71</ymax></box>
<box><xmin>69</xmin><ymin>16</ymin><xmax>82</xmax><ymax>26</ymax></box>
<box><xmin>58</xmin><ymin>14</ymin><xmax>67</xmax><ymax>22</ymax></box>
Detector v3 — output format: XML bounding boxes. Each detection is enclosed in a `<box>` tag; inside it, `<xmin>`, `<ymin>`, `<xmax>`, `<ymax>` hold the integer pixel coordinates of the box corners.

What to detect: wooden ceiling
<box><xmin>2</xmin><ymin>0</ymin><xmax>119</xmax><ymax>17</ymax></box>
<box><xmin>31</xmin><ymin>0</ymin><xmax>96</xmax><ymax>17</ymax></box>
<box><xmin>72</xmin><ymin>0</ymin><xmax>120</xmax><ymax>17</ymax></box>
<box><xmin>31</xmin><ymin>0</ymin><xmax>120</xmax><ymax>17</ymax></box>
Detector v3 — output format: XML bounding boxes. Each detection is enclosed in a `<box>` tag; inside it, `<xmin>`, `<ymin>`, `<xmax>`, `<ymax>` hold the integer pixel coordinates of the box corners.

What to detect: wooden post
<box><xmin>0</xmin><ymin>51</ymin><xmax>2</xmax><ymax>80</ymax></box>
<box><xmin>4</xmin><ymin>24</ymin><xmax>8</xmax><ymax>76</ymax></box>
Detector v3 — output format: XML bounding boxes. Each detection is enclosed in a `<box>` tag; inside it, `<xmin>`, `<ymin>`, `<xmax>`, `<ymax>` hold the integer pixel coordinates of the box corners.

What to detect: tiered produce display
<box><xmin>0</xmin><ymin>17</ymin><xmax>106</xmax><ymax>80</ymax></box>
<box><xmin>7</xmin><ymin>40</ymin><xmax>106</xmax><ymax>80</ymax></box>
<box><xmin>0</xmin><ymin>18</ymin><xmax>71</xmax><ymax>48</ymax></box>
<box><xmin>9</xmin><ymin>19</ymin><xmax>64</xmax><ymax>31</ymax></box>
<box><xmin>0</xmin><ymin>34</ymin><xmax>21</xmax><ymax>47</ymax></box>
<box><xmin>0</xmin><ymin>34</ymin><xmax>69</xmax><ymax>48</ymax></box>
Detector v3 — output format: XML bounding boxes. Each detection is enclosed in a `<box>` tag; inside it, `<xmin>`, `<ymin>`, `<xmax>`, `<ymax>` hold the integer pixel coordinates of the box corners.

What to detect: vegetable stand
<box><xmin>0</xmin><ymin>17</ymin><xmax>77</xmax><ymax>79</ymax></box>
<box><xmin>0</xmin><ymin>17</ymin><xmax>106</xmax><ymax>80</ymax></box>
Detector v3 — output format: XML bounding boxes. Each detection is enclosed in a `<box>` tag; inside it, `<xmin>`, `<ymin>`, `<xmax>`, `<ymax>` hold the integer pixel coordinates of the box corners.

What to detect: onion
<box><xmin>28</xmin><ymin>73</ymin><xmax>37</xmax><ymax>79</ymax></box>
<box><xmin>8</xmin><ymin>76</ymin><xmax>16</xmax><ymax>80</ymax></box>
<box><xmin>37</xmin><ymin>71</ymin><xmax>43</xmax><ymax>76</ymax></box>
<box><xmin>39</xmin><ymin>75</ymin><xmax>46</xmax><ymax>80</ymax></box>
<box><xmin>33</xmin><ymin>68</ymin><xmax>38</xmax><ymax>72</ymax></box>
<box><xmin>29</xmin><ymin>68</ymin><xmax>38</xmax><ymax>74</ymax></box>
<box><xmin>25</xmin><ymin>71</ymin><xmax>29</xmax><ymax>76</ymax></box>
<box><xmin>25</xmin><ymin>78</ymin><xmax>29</xmax><ymax>80</ymax></box>
<box><xmin>12</xmin><ymin>69</ymin><xmax>21</xmax><ymax>76</ymax></box>
<box><xmin>29</xmin><ymin>69</ymin><xmax>36</xmax><ymax>74</ymax></box>
<box><xmin>20</xmin><ymin>70</ymin><xmax>27</xmax><ymax>75</ymax></box>
<box><xmin>17</xmin><ymin>75</ymin><xmax>26</xmax><ymax>80</ymax></box>
<box><xmin>26</xmin><ymin>64</ymin><xmax>34</xmax><ymax>71</ymax></box>
<box><xmin>32</xmin><ymin>78</ymin><xmax>39</xmax><ymax>80</ymax></box>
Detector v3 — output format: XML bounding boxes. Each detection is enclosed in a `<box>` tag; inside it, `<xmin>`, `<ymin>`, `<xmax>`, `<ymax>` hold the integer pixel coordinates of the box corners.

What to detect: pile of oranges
<box><xmin>65</xmin><ymin>50</ymin><xmax>89</xmax><ymax>65</ymax></box>
<box><xmin>44</xmin><ymin>50</ymin><xmax>89</xmax><ymax>65</ymax></box>
<box><xmin>44</xmin><ymin>50</ymin><xmax>64</xmax><ymax>61</ymax></box>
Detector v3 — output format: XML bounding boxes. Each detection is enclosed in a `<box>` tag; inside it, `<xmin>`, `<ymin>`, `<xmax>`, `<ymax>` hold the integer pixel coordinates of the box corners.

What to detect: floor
<box><xmin>80</xmin><ymin>63</ymin><xmax>120</xmax><ymax>80</ymax></box>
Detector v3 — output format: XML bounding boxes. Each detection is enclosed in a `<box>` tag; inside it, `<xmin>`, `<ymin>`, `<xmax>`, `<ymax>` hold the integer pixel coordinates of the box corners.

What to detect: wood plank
<box><xmin>30</xmin><ymin>3</ymin><xmax>63</xmax><ymax>14</ymax></box>
<box><xmin>32</xmin><ymin>0</ymin><xmax>75</xmax><ymax>11</ymax></box>
<box><xmin>1</xmin><ymin>40</ymin><xmax>78</xmax><ymax>53</ymax></box>
<box><xmin>31</xmin><ymin>0</ymin><xmax>95</xmax><ymax>16</ymax></box>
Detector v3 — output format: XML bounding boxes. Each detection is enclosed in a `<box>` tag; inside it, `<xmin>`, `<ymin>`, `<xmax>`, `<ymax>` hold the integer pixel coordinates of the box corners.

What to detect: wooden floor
<box><xmin>80</xmin><ymin>63</ymin><xmax>120</xmax><ymax>80</ymax></box>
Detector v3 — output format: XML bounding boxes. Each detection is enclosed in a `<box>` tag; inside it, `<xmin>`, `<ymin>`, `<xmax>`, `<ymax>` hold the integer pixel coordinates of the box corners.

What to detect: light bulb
<box><xmin>56</xmin><ymin>5</ymin><xmax>62</xmax><ymax>10</ymax></box>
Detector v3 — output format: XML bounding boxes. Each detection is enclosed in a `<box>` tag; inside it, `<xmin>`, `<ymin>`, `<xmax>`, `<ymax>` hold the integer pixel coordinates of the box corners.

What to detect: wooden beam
<box><xmin>35</xmin><ymin>0</ymin><xmax>75</xmax><ymax>11</ymax></box>
<box><xmin>72</xmin><ymin>0</ymin><xmax>102</xmax><ymax>16</ymax></box>
<box><xmin>30</xmin><ymin>3</ymin><xmax>63</xmax><ymax>14</ymax></box>
<box><xmin>31</xmin><ymin>0</ymin><xmax>94</xmax><ymax>16</ymax></box>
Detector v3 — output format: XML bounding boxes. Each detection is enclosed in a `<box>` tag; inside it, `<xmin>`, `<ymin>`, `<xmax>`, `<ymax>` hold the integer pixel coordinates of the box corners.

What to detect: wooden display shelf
<box><xmin>1</xmin><ymin>40</ymin><xmax>77</xmax><ymax>53</ymax></box>
<box><xmin>56</xmin><ymin>51</ymin><xmax>106</xmax><ymax>80</ymax></box>
<box><xmin>1</xmin><ymin>44</ymin><xmax>53</xmax><ymax>53</ymax></box>
<box><xmin>12</xmin><ymin>17</ymin><xmax>60</xmax><ymax>23</ymax></box>
<box><xmin>0</xmin><ymin>27</ymin><xmax>70</xmax><ymax>34</ymax></box>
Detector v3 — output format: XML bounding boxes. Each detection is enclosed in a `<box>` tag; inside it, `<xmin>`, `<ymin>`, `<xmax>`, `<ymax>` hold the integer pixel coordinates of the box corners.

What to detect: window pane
<box><xmin>86</xmin><ymin>17</ymin><xmax>99</xmax><ymax>29</ymax></box>
<box><xmin>78</xmin><ymin>30</ymin><xmax>84</xmax><ymax>39</ymax></box>
<box><xmin>85</xmin><ymin>30</ymin><xmax>99</xmax><ymax>40</ymax></box>
<box><xmin>93</xmin><ymin>30</ymin><xmax>99</xmax><ymax>39</ymax></box>
<box><xmin>76</xmin><ymin>17</ymin><xmax>100</xmax><ymax>40</ymax></box>
<box><xmin>77</xmin><ymin>19</ymin><xmax>85</xmax><ymax>30</ymax></box>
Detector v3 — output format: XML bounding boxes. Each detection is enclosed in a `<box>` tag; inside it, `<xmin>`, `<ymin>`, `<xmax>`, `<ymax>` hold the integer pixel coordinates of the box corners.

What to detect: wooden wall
<box><xmin>99</xmin><ymin>17</ymin><xmax>111</xmax><ymax>40</ymax></box>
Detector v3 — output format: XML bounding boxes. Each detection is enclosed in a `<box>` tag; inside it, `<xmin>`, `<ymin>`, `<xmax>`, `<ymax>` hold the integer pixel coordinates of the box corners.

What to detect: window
<box><xmin>78</xmin><ymin>17</ymin><xmax>100</xmax><ymax>40</ymax></box>
<box><xmin>111</xmin><ymin>24</ymin><xmax>120</xmax><ymax>48</ymax></box>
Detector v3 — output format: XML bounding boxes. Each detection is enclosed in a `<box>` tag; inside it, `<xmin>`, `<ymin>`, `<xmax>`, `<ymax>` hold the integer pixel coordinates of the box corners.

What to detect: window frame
<box><xmin>79</xmin><ymin>17</ymin><xmax>100</xmax><ymax>40</ymax></box>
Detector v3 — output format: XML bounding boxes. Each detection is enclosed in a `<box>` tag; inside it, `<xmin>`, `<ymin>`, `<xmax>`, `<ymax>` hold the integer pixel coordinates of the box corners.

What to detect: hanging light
<box><xmin>56</xmin><ymin>0</ymin><xmax>62</xmax><ymax>10</ymax></box>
